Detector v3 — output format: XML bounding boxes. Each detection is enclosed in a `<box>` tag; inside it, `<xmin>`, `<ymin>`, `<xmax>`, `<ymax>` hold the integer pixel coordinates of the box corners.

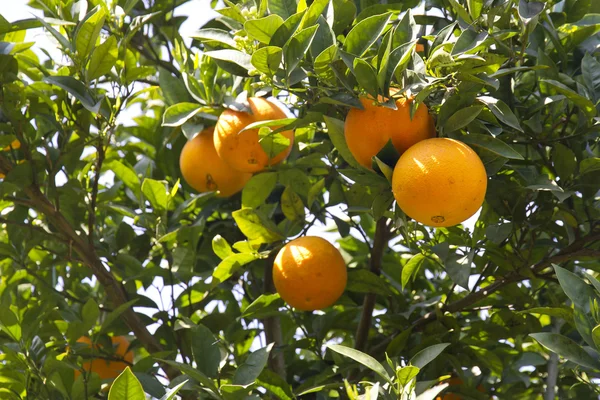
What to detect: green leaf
<box><xmin>446</xmin><ymin>0</ymin><xmax>472</xmax><ymax>23</ymax></box>
<box><xmin>386</xmin><ymin>328</ymin><xmax>412</xmax><ymax>356</ymax></box>
<box><xmin>396</xmin><ymin>365</ymin><xmax>420</xmax><ymax>387</ymax></box>
<box><xmin>108</xmin><ymin>368</ymin><xmax>146</xmax><ymax>400</ymax></box>
<box><xmin>285</xmin><ymin>25</ymin><xmax>318</xmax><ymax>74</ymax></box>
<box><xmin>104</xmin><ymin>160</ymin><xmax>141</xmax><ymax>194</ymax></box>
<box><xmin>445</xmin><ymin>252</ymin><xmax>471</xmax><ymax>290</ymax></box>
<box><xmin>327</xmin><ymin>344</ymin><xmax>392</xmax><ymax>383</ymax></box>
<box><xmin>204</xmin><ymin>50</ymin><xmax>253</xmax><ymax>70</ymax></box>
<box><xmin>141</xmin><ymin>179</ymin><xmax>168</xmax><ymax>211</ymax></box>
<box><xmin>212</xmin><ymin>235</ymin><xmax>233</xmax><ymax>260</ymax></box>
<box><xmin>477</xmin><ymin>96</ymin><xmax>523</xmax><ymax>131</ymax></box>
<box><xmin>270</xmin><ymin>11</ymin><xmax>305</xmax><ymax>47</ymax></box>
<box><xmin>281</xmin><ymin>186</ymin><xmax>305</xmax><ymax>221</ymax></box>
<box><xmin>159</xmin><ymin>68</ymin><xmax>191</xmax><ymax>106</ymax></box>
<box><xmin>452</xmin><ymin>28</ymin><xmax>488</xmax><ymax>55</ymax></box>
<box><xmin>347</xmin><ymin>269</ymin><xmax>394</xmax><ymax>296</ymax></box>
<box><xmin>100</xmin><ymin>300</ymin><xmax>139</xmax><ymax>334</ymax></box>
<box><xmin>43</xmin><ymin>76</ymin><xmax>101</xmax><ymax>113</ymax></box>
<box><xmin>75</xmin><ymin>6</ymin><xmax>106</xmax><ymax>58</ymax></box>
<box><xmin>245</xmin><ymin>15</ymin><xmax>284</xmax><ymax>44</ymax></box>
<box><xmin>81</xmin><ymin>298</ymin><xmax>100</xmax><ymax>332</ymax></box>
<box><xmin>34</xmin><ymin>16</ymin><xmax>72</xmax><ymax>52</ymax></box>
<box><xmin>392</xmin><ymin>9</ymin><xmax>416</xmax><ymax>48</ymax></box>
<box><xmin>323</xmin><ymin>116</ymin><xmax>362</xmax><ymax>169</ymax></box>
<box><xmin>240</xmin><ymin>118</ymin><xmax>298</xmax><ymax>133</ymax></box>
<box><xmin>410</xmin><ymin>343</ymin><xmax>450</xmax><ymax>369</ymax></box>
<box><xmin>554</xmin><ymin>265</ymin><xmax>598</xmax><ymax>311</ymax></box>
<box><xmin>212</xmin><ymin>253</ymin><xmax>260</xmax><ymax>286</ymax></box>
<box><xmin>353</xmin><ymin>58</ymin><xmax>378</xmax><ymax>99</ymax></box>
<box><xmin>162</xmin><ymin>103</ymin><xmax>205</xmax><ymax>127</ymax></box>
<box><xmin>159</xmin><ymin>360</ymin><xmax>220</xmax><ymax>395</ymax></box>
<box><xmin>299</xmin><ymin>0</ymin><xmax>329</xmax><ymax>29</ymax></box>
<box><xmin>0</xmin><ymin>308</ymin><xmax>21</xmax><ymax>341</ymax></box>
<box><xmin>552</xmin><ymin>143</ymin><xmax>577</xmax><ymax>180</ymax></box>
<box><xmin>518</xmin><ymin>0</ymin><xmax>545</xmax><ymax>24</ymax></box>
<box><xmin>444</xmin><ymin>105</ymin><xmax>484</xmax><ymax>134</ymax></box>
<box><xmin>192</xmin><ymin>324</ymin><xmax>221</xmax><ymax>378</ymax></box>
<box><xmin>519</xmin><ymin>307</ymin><xmax>575</xmax><ymax>326</ymax></box>
<box><xmin>344</xmin><ymin>12</ymin><xmax>392</xmax><ymax>56</ymax></box>
<box><xmin>592</xmin><ymin>325</ymin><xmax>600</xmax><ymax>351</ymax></box>
<box><xmin>241</xmin><ymin>172</ymin><xmax>278</xmax><ymax>209</ymax></box>
<box><xmin>581</xmin><ymin>158</ymin><xmax>600</xmax><ymax>175</ymax></box>
<box><xmin>256</xmin><ymin>369</ymin><xmax>294</xmax><ymax>400</ymax></box>
<box><xmin>242</xmin><ymin>293</ymin><xmax>284</xmax><ymax>319</ymax></box>
<box><xmin>269</xmin><ymin>0</ymin><xmax>298</xmax><ymax>19</ymax></box>
<box><xmin>542</xmin><ymin>79</ymin><xmax>597</xmax><ymax>118</ymax></box>
<box><xmin>233</xmin><ymin>344</ymin><xmax>274</xmax><ymax>385</ymax></box>
<box><xmin>159</xmin><ymin>381</ymin><xmax>188</xmax><ymax>400</ymax></box>
<box><xmin>582</xmin><ymin>53</ymin><xmax>600</xmax><ymax>101</ymax></box>
<box><xmin>332</xmin><ymin>0</ymin><xmax>357</xmax><ymax>35</ymax></box>
<box><xmin>467</xmin><ymin>0</ymin><xmax>484</xmax><ymax>20</ymax></box>
<box><xmin>87</xmin><ymin>35</ymin><xmax>118</xmax><ymax>81</ymax></box>
<box><xmin>310</xmin><ymin>15</ymin><xmax>335</xmax><ymax>57</ymax></box>
<box><xmin>315</xmin><ymin>44</ymin><xmax>338</xmax><ymax>83</ymax></box>
<box><xmin>381</xmin><ymin>41</ymin><xmax>415</xmax><ymax>91</ymax></box>
<box><xmin>460</xmin><ymin>134</ymin><xmax>524</xmax><ymax>160</ymax></box>
<box><xmin>251</xmin><ymin>46</ymin><xmax>283</xmax><ymax>75</ymax></box>
<box><xmin>189</xmin><ymin>29</ymin><xmax>237</xmax><ymax>47</ymax></box>
<box><xmin>530</xmin><ymin>333</ymin><xmax>600</xmax><ymax>369</ymax></box>
<box><xmin>402</xmin><ymin>254</ymin><xmax>427</xmax><ymax>288</ymax></box>
<box><xmin>258</xmin><ymin>129</ymin><xmax>292</xmax><ymax>158</ymax></box>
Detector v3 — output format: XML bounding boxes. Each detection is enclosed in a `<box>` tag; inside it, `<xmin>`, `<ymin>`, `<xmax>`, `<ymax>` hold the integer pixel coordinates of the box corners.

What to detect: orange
<box><xmin>1</xmin><ymin>140</ymin><xmax>20</xmax><ymax>151</ymax></box>
<box><xmin>214</xmin><ymin>97</ymin><xmax>294</xmax><ymax>173</ymax></box>
<box><xmin>436</xmin><ymin>378</ymin><xmax>486</xmax><ymax>400</ymax></box>
<box><xmin>392</xmin><ymin>138</ymin><xmax>487</xmax><ymax>227</ymax></box>
<box><xmin>180</xmin><ymin>127</ymin><xmax>252</xmax><ymax>197</ymax></box>
<box><xmin>273</xmin><ymin>236</ymin><xmax>347</xmax><ymax>311</ymax></box>
<box><xmin>74</xmin><ymin>336</ymin><xmax>133</xmax><ymax>380</ymax></box>
<box><xmin>344</xmin><ymin>95</ymin><xmax>435</xmax><ymax>169</ymax></box>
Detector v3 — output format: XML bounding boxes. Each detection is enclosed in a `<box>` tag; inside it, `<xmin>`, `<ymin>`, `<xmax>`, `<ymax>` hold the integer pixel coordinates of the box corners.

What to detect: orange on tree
<box><xmin>74</xmin><ymin>336</ymin><xmax>134</xmax><ymax>380</ymax></box>
<box><xmin>273</xmin><ymin>236</ymin><xmax>347</xmax><ymax>311</ymax></box>
<box><xmin>344</xmin><ymin>93</ymin><xmax>435</xmax><ymax>169</ymax></box>
<box><xmin>180</xmin><ymin>126</ymin><xmax>252</xmax><ymax>197</ymax></box>
<box><xmin>1</xmin><ymin>140</ymin><xmax>21</xmax><ymax>151</ymax></box>
<box><xmin>435</xmin><ymin>377</ymin><xmax>486</xmax><ymax>400</ymax></box>
<box><xmin>392</xmin><ymin>138</ymin><xmax>487</xmax><ymax>227</ymax></box>
<box><xmin>214</xmin><ymin>97</ymin><xmax>294</xmax><ymax>173</ymax></box>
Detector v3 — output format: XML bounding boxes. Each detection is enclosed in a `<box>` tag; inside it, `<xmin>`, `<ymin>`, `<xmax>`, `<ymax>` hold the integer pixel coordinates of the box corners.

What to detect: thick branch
<box><xmin>354</xmin><ymin>218</ymin><xmax>389</xmax><ymax>352</ymax></box>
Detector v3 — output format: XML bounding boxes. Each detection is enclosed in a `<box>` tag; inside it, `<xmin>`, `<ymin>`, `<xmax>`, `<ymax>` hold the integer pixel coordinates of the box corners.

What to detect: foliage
<box><xmin>0</xmin><ymin>0</ymin><xmax>599</xmax><ymax>399</ymax></box>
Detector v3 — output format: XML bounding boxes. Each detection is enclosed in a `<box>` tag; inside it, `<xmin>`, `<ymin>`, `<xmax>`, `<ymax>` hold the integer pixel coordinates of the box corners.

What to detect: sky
<box><xmin>4</xmin><ymin>0</ymin><xmax>482</xmax><ymax>354</ymax></box>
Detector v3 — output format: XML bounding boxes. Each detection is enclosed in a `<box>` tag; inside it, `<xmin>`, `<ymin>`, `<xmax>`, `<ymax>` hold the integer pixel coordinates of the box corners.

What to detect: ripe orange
<box><xmin>435</xmin><ymin>378</ymin><xmax>486</xmax><ymax>400</ymax></box>
<box><xmin>273</xmin><ymin>236</ymin><xmax>347</xmax><ymax>311</ymax></box>
<box><xmin>74</xmin><ymin>336</ymin><xmax>133</xmax><ymax>380</ymax></box>
<box><xmin>392</xmin><ymin>138</ymin><xmax>487</xmax><ymax>227</ymax></box>
<box><xmin>344</xmin><ymin>95</ymin><xmax>435</xmax><ymax>169</ymax></box>
<box><xmin>214</xmin><ymin>97</ymin><xmax>294</xmax><ymax>173</ymax></box>
<box><xmin>1</xmin><ymin>140</ymin><xmax>20</xmax><ymax>151</ymax></box>
<box><xmin>180</xmin><ymin>127</ymin><xmax>252</xmax><ymax>197</ymax></box>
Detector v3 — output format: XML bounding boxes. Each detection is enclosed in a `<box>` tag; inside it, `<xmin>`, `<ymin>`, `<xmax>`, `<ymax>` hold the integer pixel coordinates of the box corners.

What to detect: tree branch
<box><xmin>1</xmin><ymin>153</ymin><xmax>178</xmax><ymax>380</ymax></box>
<box><xmin>354</xmin><ymin>218</ymin><xmax>389</xmax><ymax>352</ymax></box>
<box><xmin>370</xmin><ymin>235</ymin><xmax>600</xmax><ymax>356</ymax></box>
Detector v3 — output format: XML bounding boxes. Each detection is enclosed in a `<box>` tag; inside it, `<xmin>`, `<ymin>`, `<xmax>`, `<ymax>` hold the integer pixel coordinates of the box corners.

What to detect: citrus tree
<box><xmin>0</xmin><ymin>0</ymin><xmax>600</xmax><ymax>399</ymax></box>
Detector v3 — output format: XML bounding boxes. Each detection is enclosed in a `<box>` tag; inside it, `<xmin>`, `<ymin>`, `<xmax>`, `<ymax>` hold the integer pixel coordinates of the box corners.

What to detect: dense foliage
<box><xmin>0</xmin><ymin>0</ymin><xmax>599</xmax><ymax>399</ymax></box>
